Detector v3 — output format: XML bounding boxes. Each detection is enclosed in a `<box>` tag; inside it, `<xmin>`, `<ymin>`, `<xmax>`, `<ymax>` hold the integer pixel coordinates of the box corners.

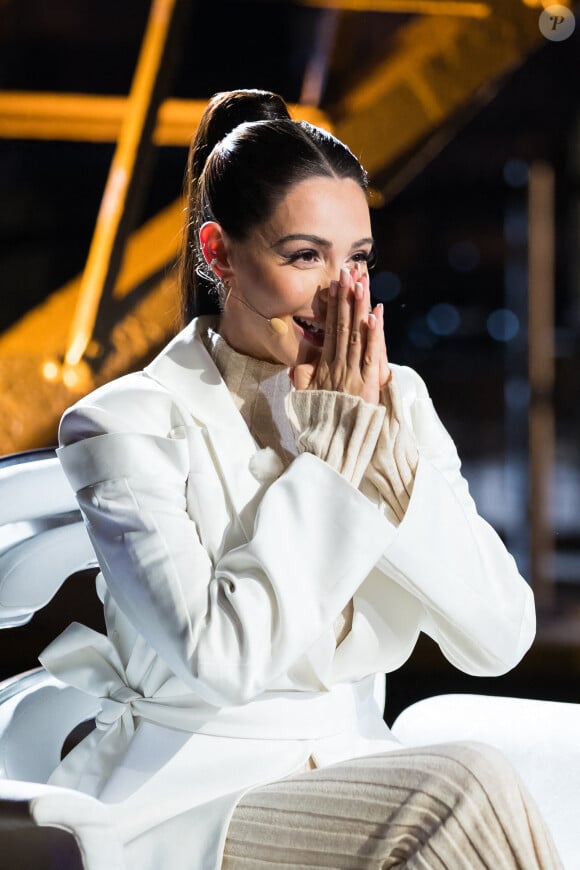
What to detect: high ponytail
<box><xmin>178</xmin><ymin>89</ymin><xmax>367</xmax><ymax>326</ymax></box>
<box><xmin>179</xmin><ymin>90</ymin><xmax>291</xmax><ymax>325</ymax></box>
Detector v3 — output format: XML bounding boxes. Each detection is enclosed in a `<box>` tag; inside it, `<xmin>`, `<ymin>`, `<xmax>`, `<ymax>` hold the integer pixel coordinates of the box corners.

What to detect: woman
<box><xmin>40</xmin><ymin>90</ymin><xmax>561</xmax><ymax>868</ymax></box>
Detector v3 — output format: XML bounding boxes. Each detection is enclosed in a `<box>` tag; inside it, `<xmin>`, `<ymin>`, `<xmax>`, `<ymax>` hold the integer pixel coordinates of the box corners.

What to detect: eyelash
<box><xmin>283</xmin><ymin>248</ymin><xmax>376</xmax><ymax>267</ymax></box>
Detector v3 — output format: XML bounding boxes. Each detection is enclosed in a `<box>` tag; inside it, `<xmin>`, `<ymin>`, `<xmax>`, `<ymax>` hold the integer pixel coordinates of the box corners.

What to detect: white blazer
<box><xmin>40</xmin><ymin>316</ymin><xmax>535</xmax><ymax>870</ymax></box>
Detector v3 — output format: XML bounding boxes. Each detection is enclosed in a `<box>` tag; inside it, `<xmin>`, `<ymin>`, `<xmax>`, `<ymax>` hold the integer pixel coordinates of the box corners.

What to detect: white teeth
<box><xmin>295</xmin><ymin>317</ymin><xmax>322</xmax><ymax>333</ymax></box>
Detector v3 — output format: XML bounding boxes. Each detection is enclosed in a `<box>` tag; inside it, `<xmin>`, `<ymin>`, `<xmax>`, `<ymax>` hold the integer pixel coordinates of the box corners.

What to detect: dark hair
<box><xmin>179</xmin><ymin>89</ymin><xmax>368</xmax><ymax>325</ymax></box>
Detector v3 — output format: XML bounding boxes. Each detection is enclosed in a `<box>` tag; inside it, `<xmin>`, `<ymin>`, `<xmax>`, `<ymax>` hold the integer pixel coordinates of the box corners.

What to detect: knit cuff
<box><xmin>365</xmin><ymin>375</ymin><xmax>419</xmax><ymax>524</ymax></box>
<box><xmin>291</xmin><ymin>390</ymin><xmax>386</xmax><ymax>488</ymax></box>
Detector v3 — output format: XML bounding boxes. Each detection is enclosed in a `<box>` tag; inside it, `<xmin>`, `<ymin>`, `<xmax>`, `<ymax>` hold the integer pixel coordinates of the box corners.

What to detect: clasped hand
<box><xmin>291</xmin><ymin>265</ymin><xmax>390</xmax><ymax>405</ymax></box>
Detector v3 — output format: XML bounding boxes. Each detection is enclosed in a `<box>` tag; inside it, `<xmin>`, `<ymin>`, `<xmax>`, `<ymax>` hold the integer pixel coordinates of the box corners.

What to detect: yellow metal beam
<box><xmin>332</xmin><ymin>1</ymin><xmax>549</xmax><ymax>181</ymax></box>
<box><xmin>300</xmin><ymin>1</ymin><xmax>492</xmax><ymax>15</ymax></box>
<box><xmin>0</xmin><ymin>199</ymin><xmax>183</xmax><ymax>455</ymax></box>
<box><xmin>0</xmin><ymin>94</ymin><xmax>333</xmax><ymax>144</ymax></box>
<box><xmin>64</xmin><ymin>0</ymin><xmax>180</xmax><ymax>367</ymax></box>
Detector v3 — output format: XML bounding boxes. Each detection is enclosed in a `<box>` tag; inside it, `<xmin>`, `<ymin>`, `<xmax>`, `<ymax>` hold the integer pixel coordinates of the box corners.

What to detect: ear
<box><xmin>199</xmin><ymin>221</ymin><xmax>233</xmax><ymax>280</ymax></box>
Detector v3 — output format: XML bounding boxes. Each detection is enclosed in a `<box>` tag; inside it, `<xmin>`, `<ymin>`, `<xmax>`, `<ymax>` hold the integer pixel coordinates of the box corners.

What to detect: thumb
<box><xmin>292</xmin><ymin>363</ymin><xmax>316</xmax><ymax>391</ymax></box>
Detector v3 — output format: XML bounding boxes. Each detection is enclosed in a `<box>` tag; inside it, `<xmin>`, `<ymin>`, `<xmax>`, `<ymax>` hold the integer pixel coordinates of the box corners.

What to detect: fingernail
<box><xmin>368</xmin><ymin>313</ymin><xmax>376</xmax><ymax>329</ymax></box>
<box><xmin>329</xmin><ymin>281</ymin><xmax>337</xmax><ymax>298</ymax></box>
<box><xmin>340</xmin><ymin>267</ymin><xmax>350</xmax><ymax>284</ymax></box>
<box><xmin>378</xmin><ymin>303</ymin><xmax>384</xmax><ymax>318</ymax></box>
<box><xmin>355</xmin><ymin>281</ymin><xmax>363</xmax><ymax>300</ymax></box>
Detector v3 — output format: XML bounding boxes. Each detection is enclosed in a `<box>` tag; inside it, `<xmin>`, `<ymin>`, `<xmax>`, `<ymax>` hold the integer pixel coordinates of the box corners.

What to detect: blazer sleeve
<box><xmin>57</xmin><ymin>395</ymin><xmax>393</xmax><ymax>707</ymax></box>
<box><xmin>372</xmin><ymin>365</ymin><xmax>535</xmax><ymax>677</ymax></box>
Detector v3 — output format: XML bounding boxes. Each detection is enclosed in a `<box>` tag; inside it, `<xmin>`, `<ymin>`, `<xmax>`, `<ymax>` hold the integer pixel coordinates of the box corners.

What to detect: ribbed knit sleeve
<box><xmin>291</xmin><ymin>376</ymin><xmax>419</xmax><ymax>527</ymax></box>
<box><xmin>290</xmin><ymin>390</ymin><xmax>386</xmax><ymax>488</ymax></box>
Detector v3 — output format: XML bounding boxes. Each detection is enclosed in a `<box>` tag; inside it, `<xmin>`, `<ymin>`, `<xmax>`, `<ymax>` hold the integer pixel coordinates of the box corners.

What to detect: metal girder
<box><xmin>0</xmin><ymin>94</ymin><xmax>333</xmax><ymax>144</ymax></box>
<box><xmin>300</xmin><ymin>0</ymin><xmax>492</xmax><ymax>15</ymax></box>
<box><xmin>64</xmin><ymin>0</ymin><xmax>190</xmax><ymax>368</ymax></box>
<box><xmin>0</xmin><ymin>201</ymin><xmax>183</xmax><ymax>455</ymax></box>
<box><xmin>332</xmin><ymin>0</ymin><xmax>560</xmax><ymax>185</ymax></box>
<box><xmin>1</xmin><ymin>0</ymin><xmax>575</xmax><ymax>454</ymax></box>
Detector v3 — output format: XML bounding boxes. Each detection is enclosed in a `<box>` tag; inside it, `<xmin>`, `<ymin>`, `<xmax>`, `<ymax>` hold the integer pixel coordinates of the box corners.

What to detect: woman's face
<box><xmin>217</xmin><ymin>175</ymin><xmax>374</xmax><ymax>367</ymax></box>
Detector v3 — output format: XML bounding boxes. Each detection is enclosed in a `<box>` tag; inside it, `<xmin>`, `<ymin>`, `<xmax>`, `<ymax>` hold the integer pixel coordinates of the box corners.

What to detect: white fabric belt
<box><xmin>40</xmin><ymin>622</ymin><xmax>378</xmax><ymax>741</ymax></box>
<box><xmin>170</xmin><ymin>680</ymin><xmax>374</xmax><ymax>740</ymax></box>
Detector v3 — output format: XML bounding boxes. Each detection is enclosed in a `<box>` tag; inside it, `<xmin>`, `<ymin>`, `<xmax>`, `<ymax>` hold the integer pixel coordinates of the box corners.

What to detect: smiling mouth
<box><xmin>293</xmin><ymin>316</ymin><xmax>325</xmax><ymax>347</ymax></box>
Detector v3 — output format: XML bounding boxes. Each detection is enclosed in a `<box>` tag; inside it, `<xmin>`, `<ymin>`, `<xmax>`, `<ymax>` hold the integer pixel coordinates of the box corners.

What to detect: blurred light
<box><xmin>367</xmin><ymin>187</ymin><xmax>385</xmax><ymax>209</ymax></box>
<box><xmin>372</xmin><ymin>271</ymin><xmax>401</xmax><ymax>303</ymax></box>
<box><xmin>503</xmin><ymin>159</ymin><xmax>529</xmax><ymax>188</ymax></box>
<box><xmin>427</xmin><ymin>303</ymin><xmax>461</xmax><ymax>336</ymax></box>
<box><xmin>62</xmin><ymin>367</ymin><xmax>80</xmax><ymax>388</ymax></box>
<box><xmin>504</xmin><ymin>210</ymin><xmax>528</xmax><ymax>246</ymax></box>
<box><xmin>487</xmin><ymin>309</ymin><xmax>520</xmax><ymax>342</ymax></box>
<box><xmin>42</xmin><ymin>360</ymin><xmax>59</xmax><ymax>382</ymax></box>
<box><xmin>408</xmin><ymin>317</ymin><xmax>437</xmax><ymax>349</ymax></box>
<box><xmin>505</xmin><ymin>377</ymin><xmax>530</xmax><ymax>410</ymax></box>
<box><xmin>448</xmin><ymin>240</ymin><xmax>480</xmax><ymax>273</ymax></box>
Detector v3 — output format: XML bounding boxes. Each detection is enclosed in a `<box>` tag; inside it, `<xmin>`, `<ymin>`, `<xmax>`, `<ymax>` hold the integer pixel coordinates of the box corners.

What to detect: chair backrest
<box><xmin>0</xmin><ymin>669</ymin><xmax>100</xmax><ymax>783</ymax></box>
<box><xmin>0</xmin><ymin>448</ymin><xmax>97</xmax><ymax>628</ymax></box>
<box><xmin>0</xmin><ymin>450</ymin><xmax>101</xmax><ymax>785</ymax></box>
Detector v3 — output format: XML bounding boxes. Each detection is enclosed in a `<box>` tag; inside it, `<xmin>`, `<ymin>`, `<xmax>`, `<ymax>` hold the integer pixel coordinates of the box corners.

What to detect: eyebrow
<box><xmin>272</xmin><ymin>234</ymin><xmax>374</xmax><ymax>248</ymax></box>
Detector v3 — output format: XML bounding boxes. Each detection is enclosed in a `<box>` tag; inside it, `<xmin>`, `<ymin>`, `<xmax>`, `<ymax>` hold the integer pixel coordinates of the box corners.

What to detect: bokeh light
<box><xmin>427</xmin><ymin>303</ymin><xmax>461</xmax><ymax>336</ymax></box>
<box><xmin>372</xmin><ymin>270</ymin><xmax>402</xmax><ymax>303</ymax></box>
<box><xmin>503</xmin><ymin>158</ymin><xmax>529</xmax><ymax>188</ymax></box>
<box><xmin>487</xmin><ymin>308</ymin><xmax>520</xmax><ymax>341</ymax></box>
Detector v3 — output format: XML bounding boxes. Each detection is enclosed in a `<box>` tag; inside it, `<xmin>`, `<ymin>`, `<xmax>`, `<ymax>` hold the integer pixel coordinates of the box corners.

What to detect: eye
<box><xmin>282</xmin><ymin>249</ymin><xmax>320</xmax><ymax>265</ymax></box>
<box><xmin>350</xmin><ymin>248</ymin><xmax>377</xmax><ymax>269</ymax></box>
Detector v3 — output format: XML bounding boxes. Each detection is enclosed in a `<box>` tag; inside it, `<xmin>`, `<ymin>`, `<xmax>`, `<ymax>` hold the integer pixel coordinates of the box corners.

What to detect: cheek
<box><xmin>276</xmin><ymin>273</ymin><xmax>317</xmax><ymax>306</ymax></box>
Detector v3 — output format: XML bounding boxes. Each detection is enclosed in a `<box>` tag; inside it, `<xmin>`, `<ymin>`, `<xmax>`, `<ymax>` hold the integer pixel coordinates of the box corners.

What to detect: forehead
<box><xmin>262</xmin><ymin>176</ymin><xmax>371</xmax><ymax>241</ymax></box>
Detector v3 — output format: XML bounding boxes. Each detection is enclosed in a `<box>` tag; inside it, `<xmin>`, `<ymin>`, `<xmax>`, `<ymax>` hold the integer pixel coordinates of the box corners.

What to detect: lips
<box><xmin>293</xmin><ymin>316</ymin><xmax>325</xmax><ymax>347</ymax></box>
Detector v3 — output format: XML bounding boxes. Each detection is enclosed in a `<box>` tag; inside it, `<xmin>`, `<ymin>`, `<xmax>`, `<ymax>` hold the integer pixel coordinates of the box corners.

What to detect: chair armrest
<box><xmin>392</xmin><ymin>693</ymin><xmax>580</xmax><ymax>868</ymax></box>
<box><xmin>0</xmin><ymin>780</ymin><xmax>125</xmax><ymax>870</ymax></box>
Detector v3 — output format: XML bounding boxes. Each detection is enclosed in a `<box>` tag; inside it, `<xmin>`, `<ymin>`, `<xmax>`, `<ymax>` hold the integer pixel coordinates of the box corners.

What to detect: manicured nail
<box><xmin>368</xmin><ymin>313</ymin><xmax>376</xmax><ymax>328</ymax></box>
<box><xmin>377</xmin><ymin>303</ymin><xmax>384</xmax><ymax>318</ymax></box>
<box><xmin>329</xmin><ymin>280</ymin><xmax>337</xmax><ymax>297</ymax></box>
<box><xmin>340</xmin><ymin>267</ymin><xmax>350</xmax><ymax>285</ymax></box>
<box><xmin>355</xmin><ymin>281</ymin><xmax>363</xmax><ymax>300</ymax></box>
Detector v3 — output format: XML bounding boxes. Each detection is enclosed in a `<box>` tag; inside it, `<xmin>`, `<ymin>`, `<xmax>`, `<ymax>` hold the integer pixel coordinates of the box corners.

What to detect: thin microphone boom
<box><xmin>224</xmin><ymin>288</ymin><xmax>289</xmax><ymax>336</ymax></box>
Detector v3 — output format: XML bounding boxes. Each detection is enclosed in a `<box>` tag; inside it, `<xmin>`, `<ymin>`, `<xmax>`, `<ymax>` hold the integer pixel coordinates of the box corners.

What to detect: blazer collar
<box><xmin>144</xmin><ymin>317</ymin><xmax>251</xmax><ymax>433</ymax></box>
<box><xmin>143</xmin><ymin>317</ymin><xmax>266</xmax><ymax>540</ymax></box>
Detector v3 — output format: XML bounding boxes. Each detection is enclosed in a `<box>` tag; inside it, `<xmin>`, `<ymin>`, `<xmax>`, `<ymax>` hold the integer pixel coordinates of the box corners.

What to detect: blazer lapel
<box><xmin>145</xmin><ymin>319</ymin><xmax>341</xmax><ymax>684</ymax></box>
<box><xmin>144</xmin><ymin>317</ymin><xmax>264</xmax><ymax>541</ymax></box>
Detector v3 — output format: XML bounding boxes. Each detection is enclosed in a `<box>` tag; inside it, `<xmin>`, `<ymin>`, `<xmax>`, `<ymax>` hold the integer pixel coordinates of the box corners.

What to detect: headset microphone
<box><xmin>225</xmin><ymin>288</ymin><xmax>289</xmax><ymax>336</ymax></box>
<box><xmin>269</xmin><ymin>317</ymin><xmax>288</xmax><ymax>336</ymax></box>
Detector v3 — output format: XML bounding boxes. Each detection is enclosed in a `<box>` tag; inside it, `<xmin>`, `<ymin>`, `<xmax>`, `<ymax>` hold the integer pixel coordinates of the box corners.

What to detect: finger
<box><xmin>335</xmin><ymin>267</ymin><xmax>353</xmax><ymax>363</ymax></box>
<box><xmin>362</xmin><ymin>303</ymin><xmax>383</xmax><ymax>382</ymax></box>
<box><xmin>376</xmin><ymin>304</ymin><xmax>392</xmax><ymax>385</ymax></box>
<box><xmin>321</xmin><ymin>280</ymin><xmax>338</xmax><ymax>364</ymax></box>
<box><xmin>347</xmin><ymin>280</ymin><xmax>367</xmax><ymax>370</ymax></box>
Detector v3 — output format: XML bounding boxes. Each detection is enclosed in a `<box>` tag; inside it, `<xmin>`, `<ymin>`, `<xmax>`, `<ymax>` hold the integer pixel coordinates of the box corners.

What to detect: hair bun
<box><xmin>191</xmin><ymin>89</ymin><xmax>291</xmax><ymax>179</ymax></box>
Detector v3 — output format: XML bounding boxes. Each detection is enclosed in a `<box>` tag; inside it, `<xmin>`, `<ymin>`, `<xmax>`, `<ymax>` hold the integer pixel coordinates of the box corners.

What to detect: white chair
<box><xmin>392</xmin><ymin>693</ymin><xmax>580</xmax><ymax>867</ymax></box>
<box><xmin>1</xmin><ymin>449</ymin><xmax>578</xmax><ymax>867</ymax></box>
<box><xmin>0</xmin><ymin>449</ymin><xmax>124</xmax><ymax>868</ymax></box>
